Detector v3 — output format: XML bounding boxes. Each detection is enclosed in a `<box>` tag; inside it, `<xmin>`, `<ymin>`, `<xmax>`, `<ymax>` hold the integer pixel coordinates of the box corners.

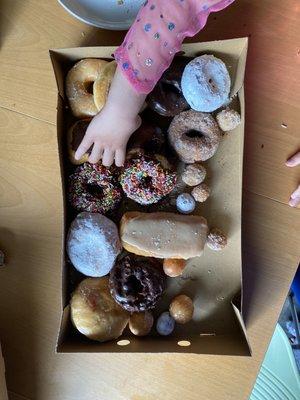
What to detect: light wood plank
<box><xmin>0</xmin><ymin>107</ymin><xmax>299</xmax><ymax>400</ymax></box>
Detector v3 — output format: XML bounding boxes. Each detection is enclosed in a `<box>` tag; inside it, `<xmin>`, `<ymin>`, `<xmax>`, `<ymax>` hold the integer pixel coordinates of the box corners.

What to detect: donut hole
<box><xmin>86</xmin><ymin>183</ymin><xmax>103</xmax><ymax>198</ymax></box>
<box><xmin>185</xmin><ymin>129</ymin><xmax>204</xmax><ymax>139</ymax></box>
<box><xmin>123</xmin><ymin>275</ymin><xmax>143</xmax><ymax>295</ymax></box>
<box><xmin>85</xmin><ymin>81</ymin><xmax>94</xmax><ymax>95</ymax></box>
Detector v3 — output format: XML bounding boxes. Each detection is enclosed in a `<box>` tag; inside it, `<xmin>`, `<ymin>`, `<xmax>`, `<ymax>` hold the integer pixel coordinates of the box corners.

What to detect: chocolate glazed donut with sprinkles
<box><xmin>69</xmin><ymin>163</ymin><xmax>122</xmax><ymax>214</ymax></box>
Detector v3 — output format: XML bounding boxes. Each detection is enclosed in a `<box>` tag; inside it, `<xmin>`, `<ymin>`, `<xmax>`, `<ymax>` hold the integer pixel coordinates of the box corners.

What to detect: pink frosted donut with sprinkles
<box><xmin>69</xmin><ymin>162</ymin><xmax>122</xmax><ymax>214</ymax></box>
<box><xmin>120</xmin><ymin>155</ymin><xmax>177</xmax><ymax>205</ymax></box>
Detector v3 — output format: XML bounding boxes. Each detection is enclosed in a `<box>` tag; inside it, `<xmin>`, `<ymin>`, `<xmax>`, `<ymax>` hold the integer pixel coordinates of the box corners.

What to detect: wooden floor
<box><xmin>0</xmin><ymin>1</ymin><xmax>299</xmax><ymax>399</ymax></box>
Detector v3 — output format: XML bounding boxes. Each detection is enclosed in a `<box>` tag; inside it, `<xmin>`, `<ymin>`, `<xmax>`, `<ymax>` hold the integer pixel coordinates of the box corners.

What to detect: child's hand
<box><xmin>75</xmin><ymin>106</ymin><xmax>141</xmax><ymax>167</ymax></box>
<box><xmin>75</xmin><ymin>66</ymin><xmax>146</xmax><ymax>168</ymax></box>
<box><xmin>286</xmin><ymin>151</ymin><xmax>300</xmax><ymax>208</ymax></box>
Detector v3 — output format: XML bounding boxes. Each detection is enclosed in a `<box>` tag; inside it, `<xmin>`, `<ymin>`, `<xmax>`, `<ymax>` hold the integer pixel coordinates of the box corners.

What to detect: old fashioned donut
<box><xmin>70</xmin><ymin>277</ymin><xmax>129</xmax><ymax>342</ymax></box>
<box><xmin>109</xmin><ymin>255</ymin><xmax>166</xmax><ymax>312</ymax></box>
<box><xmin>67</xmin><ymin>119</ymin><xmax>91</xmax><ymax>165</ymax></box>
<box><xmin>147</xmin><ymin>59</ymin><xmax>189</xmax><ymax>117</ymax></box>
<box><xmin>69</xmin><ymin>162</ymin><xmax>122</xmax><ymax>214</ymax></box>
<box><xmin>93</xmin><ymin>60</ymin><xmax>117</xmax><ymax>112</ymax></box>
<box><xmin>168</xmin><ymin>110</ymin><xmax>221</xmax><ymax>163</ymax></box>
<box><xmin>181</xmin><ymin>55</ymin><xmax>231</xmax><ymax>112</ymax></box>
<box><xmin>66</xmin><ymin>58</ymin><xmax>108</xmax><ymax>118</ymax></box>
<box><xmin>120</xmin><ymin>155</ymin><xmax>176</xmax><ymax>205</ymax></box>
<box><xmin>67</xmin><ymin>212</ymin><xmax>122</xmax><ymax>277</ymax></box>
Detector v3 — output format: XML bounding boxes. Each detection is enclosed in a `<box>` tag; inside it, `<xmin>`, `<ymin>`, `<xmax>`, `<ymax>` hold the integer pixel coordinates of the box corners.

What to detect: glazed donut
<box><xmin>109</xmin><ymin>255</ymin><xmax>166</xmax><ymax>312</ymax></box>
<box><xmin>168</xmin><ymin>110</ymin><xmax>221</xmax><ymax>163</ymax></box>
<box><xmin>93</xmin><ymin>61</ymin><xmax>117</xmax><ymax>112</ymax></box>
<box><xmin>69</xmin><ymin>162</ymin><xmax>122</xmax><ymax>214</ymax></box>
<box><xmin>66</xmin><ymin>58</ymin><xmax>108</xmax><ymax>118</ymax></box>
<box><xmin>181</xmin><ymin>55</ymin><xmax>231</xmax><ymax>112</ymax></box>
<box><xmin>120</xmin><ymin>155</ymin><xmax>177</xmax><ymax>205</ymax></box>
<box><xmin>147</xmin><ymin>59</ymin><xmax>189</xmax><ymax>117</ymax></box>
<box><xmin>71</xmin><ymin>277</ymin><xmax>129</xmax><ymax>342</ymax></box>
<box><xmin>67</xmin><ymin>119</ymin><xmax>91</xmax><ymax>165</ymax></box>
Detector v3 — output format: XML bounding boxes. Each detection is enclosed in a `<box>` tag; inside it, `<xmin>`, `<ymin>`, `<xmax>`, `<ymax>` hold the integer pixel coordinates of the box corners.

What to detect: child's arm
<box><xmin>76</xmin><ymin>0</ymin><xmax>235</xmax><ymax>166</ymax></box>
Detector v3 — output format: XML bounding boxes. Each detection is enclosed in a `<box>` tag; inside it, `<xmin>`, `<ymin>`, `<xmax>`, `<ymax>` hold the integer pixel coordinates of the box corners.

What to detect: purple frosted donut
<box><xmin>120</xmin><ymin>155</ymin><xmax>177</xmax><ymax>205</ymax></box>
<box><xmin>69</xmin><ymin>162</ymin><xmax>122</xmax><ymax>214</ymax></box>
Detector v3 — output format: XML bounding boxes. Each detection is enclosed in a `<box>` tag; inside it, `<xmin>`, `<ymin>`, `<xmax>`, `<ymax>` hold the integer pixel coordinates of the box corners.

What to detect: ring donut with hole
<box><xmin>168</xmin><ymin>109</ymin><xmax>221</xmax><ymax>163</ymax></box>
<box><xmin>181</xmin><ymin>54</ymin><xmax>231</xmax><ymax>112</ymax></box>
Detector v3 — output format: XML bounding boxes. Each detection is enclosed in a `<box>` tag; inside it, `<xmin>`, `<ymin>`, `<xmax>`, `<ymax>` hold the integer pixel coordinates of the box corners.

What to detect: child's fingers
<box><xmin>286</xmin><ymin>151</ymin><xmax>300</xmax><ymax>167</ymax></box>
<box><xmin>75</xmin><ymin>136</ymin><xmax>93</xmax><ymax>160</ymax></box>
<box><xmin>115</xmin><ymin>148</ymin><xmax>126</xmax><ymax>167</ymax></box>
<box><xmin>102</xmin><ymin>149</ymin><xmax>115</xmax><ymax>167</ymax></box>
<box><xmin>289</xmin><ymin>185</ymin><xmax>300</xmax><ymax>207</ymax></box>
<box><xmin>89</xmin><ymin>144</ymin><xmax>103</xmax><ymax>164</ymax></box>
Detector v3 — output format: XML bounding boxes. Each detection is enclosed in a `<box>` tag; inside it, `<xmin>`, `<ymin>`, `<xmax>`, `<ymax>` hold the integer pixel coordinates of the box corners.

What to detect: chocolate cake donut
<box><xmin>109</xmin><ymin>255</ymin><xmax>166</xmax><ymax>312</ymax></box>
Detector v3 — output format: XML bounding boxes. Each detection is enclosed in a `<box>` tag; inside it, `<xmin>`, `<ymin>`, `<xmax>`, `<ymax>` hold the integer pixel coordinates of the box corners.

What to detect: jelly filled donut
<box><xmin>181</xmin><ymin>55</ymin><xmax>231</xmax><ymax>112</ymax></box>
<box><xmin>66</xmin><ymin>58</ymin><xmax>108</xmax><ymax>118</ymax></box>
<box><xmin>147</xmin><ymin>60</ymin><xmax>189</xmax><ymax>117</ymax></box>
<box><xmin>168</xmin><ymin>110</ymin><xmax>221</xmax><ymax>163</ymax></box>
<box><xmin>120</xmin><ymin>155</ymin><xmax>177</xmax><ymax>205</ymax></box>
<box><xmin>69</xmin><ymin>162</ymin><xmax>122</xmax><ymax>214</ymax></box>
<box><xmin>67</xmin><ymin>119</ymin><xmax>91</xmax><ymax>165</ymax></box>
<box><xmin>109</xmin><ymin>255</ymin><xmax>166</xmax><ymax>312</ymax></box>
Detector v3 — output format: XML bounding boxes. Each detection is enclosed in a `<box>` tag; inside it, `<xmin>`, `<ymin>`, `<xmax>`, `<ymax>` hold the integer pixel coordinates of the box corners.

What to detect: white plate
<box><xmin>58</xmin><ymin>0</ymin><xmax>144</xmax><ymax>30</ymax></box>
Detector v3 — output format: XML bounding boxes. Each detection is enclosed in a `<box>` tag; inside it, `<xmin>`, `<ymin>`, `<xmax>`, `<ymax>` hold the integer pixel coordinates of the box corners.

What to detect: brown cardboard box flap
<box><xmin>50</xmin><ymin>37</ymin><xmax>250</xmax><ymax>354</ymax></box>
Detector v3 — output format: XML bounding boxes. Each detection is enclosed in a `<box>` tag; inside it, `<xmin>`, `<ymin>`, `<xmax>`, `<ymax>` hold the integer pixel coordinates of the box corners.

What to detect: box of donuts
<box><xmin>50</xmin><ymin>37</ymin><xmax>250</xmax><ymax>354</ymax></box>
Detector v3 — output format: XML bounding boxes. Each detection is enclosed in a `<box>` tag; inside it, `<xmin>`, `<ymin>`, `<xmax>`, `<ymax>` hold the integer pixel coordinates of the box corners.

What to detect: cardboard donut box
<box><xmin>50</xmin><ymin>37</ymin><xmax>250</xmax><ymax>354</ymax></box>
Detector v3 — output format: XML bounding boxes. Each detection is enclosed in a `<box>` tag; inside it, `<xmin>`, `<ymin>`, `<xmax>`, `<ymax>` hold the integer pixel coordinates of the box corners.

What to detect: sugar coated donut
<box><xmin>182</xmin><ymin>163</ymin><xmax>206</xmax><ymax>186</ymax></box>
<box><xmin>67</xmin><ymin>212</ymin><xmax>122</xmax><ymax>277</ymax></box>
<box><xmin>67</xmin><ymin>119</ymin><xmax>91</xmax><ymax>165</ymax></box>
<box><xmin>120</xmin><ymin>155</ymin><xmax>177</xmax><ymax>205</ymax></box>
<box><xmin>168</xmin><ymin>110</ymin><xmax>221</xmax><ymax>163</ymax></box>
<box><xmin>216</xmin><ymin>108</ymin><xmax>241</xmax><ymax>131</ymax></box>
<box><xmin>93</xmin><ymin>60</ymin><xmax>117</xmax><ymax>112</ymax></box>
<box><xmin>176</xmin><ymin>193</ymin><xmax>195</xmax><ymax>214</ymax></box>
<box><xmin>181</xmin><ymin>55</ymin><xmax>231</xmax><ymax>112</ymax></box>
<box><xmin>207</xmin><ymin>228</ymin><xmax>227</xmax><ymax>251</ymax></box>
<box><xmin>66</xmin><ymin>58</ymin><xmax>108</xmax><ymax>118</ymax></box>
<box><xmin>191</xmin><ymin>183</ymin><xmax>211</xmax><ymax>203</ymax></box>
<box><xmin>69</xmin><ymin>162</ymin><xmax>122</xmax><ymax>214</ymax></box>
<box><xmin>70</xmin><ymin>277</ymin><xmax>129</xmax><ymax>342</ymax></box>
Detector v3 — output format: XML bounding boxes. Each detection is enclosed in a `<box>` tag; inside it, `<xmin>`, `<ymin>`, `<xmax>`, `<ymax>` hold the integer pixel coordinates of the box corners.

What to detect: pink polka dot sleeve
<box><xmin>114</xmin><ymin>0</ymin><xmax>235</xmax><ymax>94</ymax></box>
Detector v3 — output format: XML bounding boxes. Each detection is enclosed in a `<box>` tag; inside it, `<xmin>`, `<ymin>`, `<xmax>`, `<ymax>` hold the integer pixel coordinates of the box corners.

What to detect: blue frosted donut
<box><xmin>181</xmin><ymin>55</ymin><xmax>231</xmax><ymax>112</ymax></box>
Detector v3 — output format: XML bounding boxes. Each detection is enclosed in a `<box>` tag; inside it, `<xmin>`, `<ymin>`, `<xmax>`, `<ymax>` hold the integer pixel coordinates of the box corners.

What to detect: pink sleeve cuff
<box><xmin>115</xmin><ymin>0</ymin><xmax>235</xmax><ymax>94</ymax></box>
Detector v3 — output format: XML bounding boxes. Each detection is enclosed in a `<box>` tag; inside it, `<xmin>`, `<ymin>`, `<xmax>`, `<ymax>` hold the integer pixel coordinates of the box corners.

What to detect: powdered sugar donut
<box><xmin>181</xmin><ymin>55</ymin><xmax>231</xmax><ymax>112</ymax></box>
<box><xmin>67</xmin><ymin>212</ymin><xmax>121</xmax><ymax>277</ymax></box>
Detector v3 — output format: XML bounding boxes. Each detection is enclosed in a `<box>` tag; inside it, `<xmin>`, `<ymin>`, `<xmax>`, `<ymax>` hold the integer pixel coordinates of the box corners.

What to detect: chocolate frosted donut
<box><xmin>168</xmin><ymin>110</ymin><xmax>221</xmax><ymax>163</ymax></box>
<box><xmin>147</xmin><ymin>60</ymin><xmax>189</xmax><ymax>117</ymax></box>
<box><xmin>127</xmin><ymin>123</ymin><xmax>166</xmax><ymax>157</ymax></box>
<box><xmin>109</xmin><ymin>255</ymin><xmax>166</xmax><ymax>312</ymax></box>
<box><xmin>67</xmin><ymin>119</ymin><xmax>92</xmax><ymax>165</ymax></box>
<box><xmin>69</xmin><ymin>162</ymin><xmax>122</xmax><ymax>214</ymax></box>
